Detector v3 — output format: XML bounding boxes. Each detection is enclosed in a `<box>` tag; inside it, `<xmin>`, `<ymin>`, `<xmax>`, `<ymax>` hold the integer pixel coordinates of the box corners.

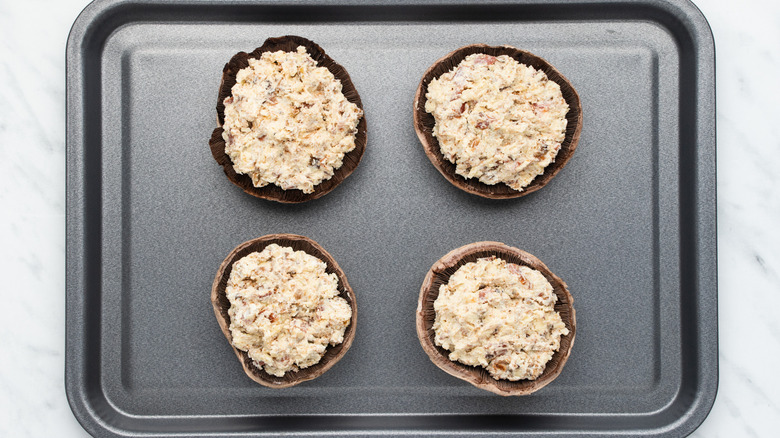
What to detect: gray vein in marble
<box><xmin>721</xmin><ymin>356</ymin><xmax>777</xmax><ymax>411</ymax></box>
<box><xmin>722</xmin><ymin>398</ymin><xmax>760</xmax><ymax>438</ymax></box>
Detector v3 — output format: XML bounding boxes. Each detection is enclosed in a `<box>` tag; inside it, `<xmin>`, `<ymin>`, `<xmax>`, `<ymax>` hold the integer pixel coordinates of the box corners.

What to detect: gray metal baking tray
<box><xmin>65</xmin><ymin>0</ymin><xmax>717</xmax><ymax>436</ymax></box>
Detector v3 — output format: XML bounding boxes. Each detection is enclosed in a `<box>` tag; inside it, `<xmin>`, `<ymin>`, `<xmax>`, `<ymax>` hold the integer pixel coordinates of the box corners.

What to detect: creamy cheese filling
<box><xmin>433</xmin><ymin>256</ymin><xmax>569</xmax><ymax>381</ymax></box>
<box><xmin>222</xmin><ymin>47</ymin><xmax>363</xmax><ymax>194</ymax></box>
<box><xmin>425</xmin><ymin>53</ymin><xmax>569</xmax><ymax>191</ymax></box>
<box><xmin>226</xmin><ymin>244</ymin><xmax>352</xmax><ymax>377</ymax></box>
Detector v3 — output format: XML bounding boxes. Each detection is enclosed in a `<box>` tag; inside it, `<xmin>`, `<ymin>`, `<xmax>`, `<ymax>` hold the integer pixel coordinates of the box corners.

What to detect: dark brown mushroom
<box><xmin>210</xmin><ymin>36</ymin><xmax>367</xmax><ymax>203</ymax></box>
<box><xmin>413</xmin><ymin>45</ymin><xmax>583</xmax><ymax>199</ymax></box>
<box><xmin>416</xmin><ymin>241</ymin><xmax>575</xmax><ymax>396</ymax></box>
<box><xmin>211</xmin><ymin>234</ymin><xmax>357</xmax><ymax>387</ymax></box>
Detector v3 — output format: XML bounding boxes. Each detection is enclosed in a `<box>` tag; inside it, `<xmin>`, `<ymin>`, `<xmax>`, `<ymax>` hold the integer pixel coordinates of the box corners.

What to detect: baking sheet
<box><xmin>65</xmin><ymin>0</ymin><xmax>717</xmax><ymax>436</ymax></box>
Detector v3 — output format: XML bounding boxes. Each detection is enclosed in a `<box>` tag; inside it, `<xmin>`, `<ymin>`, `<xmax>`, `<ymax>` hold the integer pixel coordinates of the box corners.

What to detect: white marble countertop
<box><xmin>1</xmin><ymin>0</ymin><xmax>778</xmax><ymax>436</ymax></box>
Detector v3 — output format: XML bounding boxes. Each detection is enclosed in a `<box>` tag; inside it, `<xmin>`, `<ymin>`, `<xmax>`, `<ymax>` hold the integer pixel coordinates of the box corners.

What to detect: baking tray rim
<box><xmin>64</xmin><ymin>0</ymin><xmax>718</xmax><ymax>436</ymax></box>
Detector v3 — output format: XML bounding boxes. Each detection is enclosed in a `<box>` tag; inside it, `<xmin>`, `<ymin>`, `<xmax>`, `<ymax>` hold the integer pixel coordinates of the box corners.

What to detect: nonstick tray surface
<box><xmin>66</xmin><ymin>0</ymin><xmax>717</xmax><ymax>436</ymax></box>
